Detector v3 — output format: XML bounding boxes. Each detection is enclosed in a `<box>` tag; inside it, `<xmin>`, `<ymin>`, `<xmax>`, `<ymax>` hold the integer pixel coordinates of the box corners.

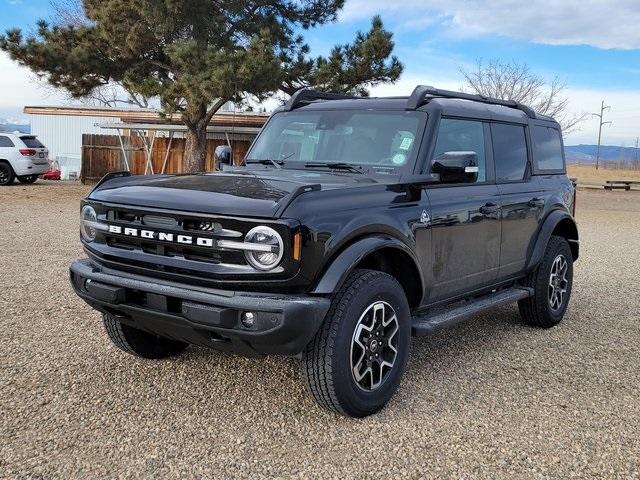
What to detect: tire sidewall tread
<box><xmin>519</xmin><ymin>235</ymin><xmax>574</xmax><ymax>328</ymax></box>
<box><xmin>302</xmin><ymin>269</ymin><xmax>411</xmax><ymax>417</ymax></box>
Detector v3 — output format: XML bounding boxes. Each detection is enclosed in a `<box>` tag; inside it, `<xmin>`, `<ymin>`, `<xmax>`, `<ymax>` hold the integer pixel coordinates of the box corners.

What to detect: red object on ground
<box><xmin>42</xmin><ymin>168</ymin><xmax>61</xmax><ymax>180</ymax></box>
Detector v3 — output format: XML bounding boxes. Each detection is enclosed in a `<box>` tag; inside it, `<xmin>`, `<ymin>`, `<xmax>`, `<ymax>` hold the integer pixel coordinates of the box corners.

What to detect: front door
<box><xmin>425</xmin><ymin>118</ymin><xmax>501</xmax><ymax>302</ymax></box>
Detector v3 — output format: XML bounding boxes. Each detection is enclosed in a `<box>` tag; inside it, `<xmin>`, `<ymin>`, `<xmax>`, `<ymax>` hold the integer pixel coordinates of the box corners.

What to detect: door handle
<box><xmin>528</xmin><ymin>197</ymin><xmax>545</xmax><ymax>208</ymax></box>
<box><xmin>480</xmin><ymin>203</ymin><xmax>500</xmax><ymax>215</ymax></box>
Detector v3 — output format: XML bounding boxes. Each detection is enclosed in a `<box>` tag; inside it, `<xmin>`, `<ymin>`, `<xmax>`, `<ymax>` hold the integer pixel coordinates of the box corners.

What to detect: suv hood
<box><xmin>88</xmin><ymin>169</ymin><xmax>375</xmax><ymax>218</ymax></box>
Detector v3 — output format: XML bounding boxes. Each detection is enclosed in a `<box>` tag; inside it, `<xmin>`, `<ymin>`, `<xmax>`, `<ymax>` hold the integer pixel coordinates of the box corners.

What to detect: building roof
<box><xmin>23</xmin><ymin>105</ymin><xmax>269</xmax><ymax>127</ymax></box>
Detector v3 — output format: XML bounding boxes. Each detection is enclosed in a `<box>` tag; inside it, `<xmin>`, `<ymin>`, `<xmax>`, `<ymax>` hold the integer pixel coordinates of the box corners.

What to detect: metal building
<box><xmin>24</xmin><ymin>105</ymin><xmax>269</xmax><ymax>180</ymax></box>
<box><xmin>24</xmin><ymin>105</ymin><xmax>268</xmax><ymax>158</ymax></box>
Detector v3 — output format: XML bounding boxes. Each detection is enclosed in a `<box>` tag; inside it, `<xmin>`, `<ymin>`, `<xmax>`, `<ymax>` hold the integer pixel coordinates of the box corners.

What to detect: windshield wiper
<box><xmin>246</xmin><ymin>152</ymin><xmax>295</xmax><ymax>169</ymax></box>
<box><xmin>304</xmin><ymin>162</ymin><xmax>364</xmax><ymax>174</ymax></box>
<box><xmin>247</xmin><ymin>159</ymin><xmax>283</xmax><ymax>168</ymax></box>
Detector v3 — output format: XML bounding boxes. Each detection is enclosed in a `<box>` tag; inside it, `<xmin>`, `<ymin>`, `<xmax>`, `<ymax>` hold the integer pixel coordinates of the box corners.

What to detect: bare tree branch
<box><xmin>461</xmin><ymin>59</ymin><xmax>588</xmax><ymax>135</ymax></box>
<box><xmin>50</xmin><ymin>0</ymin><xmax>88</xmax><ymax>27</ymax></box>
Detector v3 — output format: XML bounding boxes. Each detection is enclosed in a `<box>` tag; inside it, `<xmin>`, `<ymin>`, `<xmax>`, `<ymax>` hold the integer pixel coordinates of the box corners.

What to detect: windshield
<box><xmin>246</xmin><ymin>110</ymin><xmax>424</xmax><ymax>172</ymax></box>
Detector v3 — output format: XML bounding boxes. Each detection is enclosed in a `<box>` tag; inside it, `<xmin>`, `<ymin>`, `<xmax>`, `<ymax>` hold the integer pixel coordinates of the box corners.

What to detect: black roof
<box><xmin>277</xmin><ymin>87</ymin><xmax>559</xmax><ymax>127</ymax></box>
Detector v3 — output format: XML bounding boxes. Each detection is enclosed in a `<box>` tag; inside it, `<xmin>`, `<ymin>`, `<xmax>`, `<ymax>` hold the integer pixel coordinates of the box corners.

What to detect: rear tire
<box><xmin>0</xmin><ymin>162</ymin><xmax>14</xmax><ymax>186</ymax></box>
<box><xmin>302</xmin><ymin>269</ymin><xmax>411</xmax><ymax>417</ymax></box>
<box><xmin>17</xmin><ymin>175</ymin><xmax>38</xmax><ymax>184</ymax></box>
<box><xmin>102</xmin><ymin>313</ymin><xmax>188</xmax><ymax>359</ymax></box>
<box><xmin>519</xmin><ymin>235</ymin><xmax>573</xmax><ymax>328</ymax></box>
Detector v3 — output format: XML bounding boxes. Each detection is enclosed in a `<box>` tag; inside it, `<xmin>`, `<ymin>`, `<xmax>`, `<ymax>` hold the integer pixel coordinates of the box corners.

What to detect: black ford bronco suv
<box><xmin>70</xmin><ymin>86</ymin><xmax>578</xmax><ymax>417</ymax></box>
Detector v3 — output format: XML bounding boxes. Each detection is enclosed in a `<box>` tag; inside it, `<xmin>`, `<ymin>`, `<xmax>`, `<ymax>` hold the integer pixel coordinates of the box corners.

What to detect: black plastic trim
<box><xmin>283</xmin><ymin>88</ymin><xmax>360</xmax><ymax>111</ymax></box>
<box><xmin>407</xmin><ymin>85</ymin><xmax>537</xmax><ymax>118</ymax></box>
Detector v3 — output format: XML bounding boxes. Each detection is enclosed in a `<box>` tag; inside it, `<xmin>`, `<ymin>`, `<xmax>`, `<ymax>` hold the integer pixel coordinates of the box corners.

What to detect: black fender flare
<box><xmin>311</xmin><ymin>234</ymin><xmax>423</xmax><ymax>297</ymax></box>
<box><xmin>526</xmin><ymin>209</ymin><xmax>579</xmax><ymax>271</ymax></box>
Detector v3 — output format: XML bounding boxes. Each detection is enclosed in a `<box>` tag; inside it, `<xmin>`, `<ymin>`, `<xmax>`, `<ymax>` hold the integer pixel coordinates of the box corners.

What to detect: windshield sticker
<box><xmin>392</xmin><ymin>153</ymin><xmax>407</xmax><ymax>165</ymax></box>
<box><xmin>399</xmin><ymin>137</ymin><xmax>413</xmax><ymax>150</ymax></box>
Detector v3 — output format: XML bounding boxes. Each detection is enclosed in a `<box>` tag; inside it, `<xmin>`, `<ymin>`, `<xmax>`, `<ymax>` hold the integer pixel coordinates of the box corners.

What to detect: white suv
<box><xmin>0</xmin><ymin>133</ymin><xmax>50</xmax><ymax>186</ymax></box>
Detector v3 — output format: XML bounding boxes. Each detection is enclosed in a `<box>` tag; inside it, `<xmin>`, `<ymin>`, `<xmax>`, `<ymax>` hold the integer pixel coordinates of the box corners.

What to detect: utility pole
<box><xmin>591</xmin><ymin>100</ymin><xmax>611</xmax><ymax>170</ymax></box>
<box><xmin>635</xmin><ymin>137</ymin><xmax>639</xmax><ymax>166</ymax></box>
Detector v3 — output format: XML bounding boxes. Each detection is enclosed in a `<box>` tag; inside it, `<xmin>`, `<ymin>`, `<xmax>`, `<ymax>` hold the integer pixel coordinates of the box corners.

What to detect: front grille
<box><xmin>84</xmin><ymin>203</ymin><xmax>295</xmax><ymax>283</ymax></box>
<box><xmin>94</xmin><ymin>206</ymin><xmax>251</xmax><ymax>273</ymax></box>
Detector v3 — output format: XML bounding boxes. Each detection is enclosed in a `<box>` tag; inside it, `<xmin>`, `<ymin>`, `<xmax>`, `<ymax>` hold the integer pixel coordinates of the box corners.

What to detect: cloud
<box><xmin>562</xmin><ymin>88</ymin><xmax>640</xmax><ymax>145</ymax></box>
<box><xmin>0</xmin><ymin>52</ymin><xmax>67</xmax><ymax>114</ymax></box>
<box><xmin>369</xmin><ymin>72</ymin><xmax>640</xmax><ymax>145</ymax></box>
<box><xmin>341</xmin><ymin>0</ymin><xmax>640</xmax><ymax>50</ymax></box>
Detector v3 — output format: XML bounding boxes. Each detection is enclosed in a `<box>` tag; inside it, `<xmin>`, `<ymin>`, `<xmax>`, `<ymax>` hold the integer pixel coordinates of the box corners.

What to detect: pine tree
<box><xmin>1</xmin><ymin>1</ymin><xmax>402</xmax><ymax>172</ymax></box>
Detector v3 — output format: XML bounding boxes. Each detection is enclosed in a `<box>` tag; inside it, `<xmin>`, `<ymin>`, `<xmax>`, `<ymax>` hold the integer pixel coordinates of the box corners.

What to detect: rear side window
<box><xmin>533</xmin><ymin>126</ymin><xmax>564</xmax><ymax>171</ymax></box>
<box><xmin>491</xmin><ymin>123</ymin><xmax>528</xmax><ymax>182</ymax></box>
<box><xmin>0</xmin><ymin>136</ymin><xmax>14</xmax><ymax>147</ymax></box>
<box><xmin>433</xmin><ymin>118</ymin><xmax>486</xmax><ymax>182</ymax></box>
<box><xmin>20</xmin><ymin>136</ymin><xmax>45</xmax><ymax>148</ymax></box>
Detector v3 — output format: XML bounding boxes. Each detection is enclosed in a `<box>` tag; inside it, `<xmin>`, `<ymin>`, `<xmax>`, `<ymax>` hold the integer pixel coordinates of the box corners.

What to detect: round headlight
<box><xmin>80</xmin><ymin>205</ymin><xmax>98</xmax><ymax>242</ymax></box>
<box><xmin>244</xmin><ymin>226</ymin><xmax>284</xmax><ymax>271</ymax></box>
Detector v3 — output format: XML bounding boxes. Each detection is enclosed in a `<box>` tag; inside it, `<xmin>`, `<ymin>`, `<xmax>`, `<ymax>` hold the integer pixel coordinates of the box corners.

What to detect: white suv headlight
<box><xmin>244</xmin><ymin>226</ymin><xmax>284</xmax><ymax>271</ymax></box>
<box><xmin>80</xmin><ymin>205</ymin><xmax>98</xmax><ymax>242</ymax></box>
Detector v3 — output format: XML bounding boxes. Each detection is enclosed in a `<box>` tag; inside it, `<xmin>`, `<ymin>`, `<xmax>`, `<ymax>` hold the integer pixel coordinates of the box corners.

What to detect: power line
<box><xmin>591</xmin><ymin>100</ymin><xmax>612</xmax><ymax>170</ymax></box>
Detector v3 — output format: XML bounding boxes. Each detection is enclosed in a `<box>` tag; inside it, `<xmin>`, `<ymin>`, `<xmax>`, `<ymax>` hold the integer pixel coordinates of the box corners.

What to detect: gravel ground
<box><xmin>1</xmin><ymin>181</ymin><xmax>639</xmax><ymax>479</ymax></box>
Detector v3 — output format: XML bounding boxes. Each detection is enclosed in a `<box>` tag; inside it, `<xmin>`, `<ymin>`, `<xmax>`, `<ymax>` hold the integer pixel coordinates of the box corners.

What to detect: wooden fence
<box><xmin>81</xmin><ymin>134</ymin><xmax>254</xmax><ymax>183</ymax></box>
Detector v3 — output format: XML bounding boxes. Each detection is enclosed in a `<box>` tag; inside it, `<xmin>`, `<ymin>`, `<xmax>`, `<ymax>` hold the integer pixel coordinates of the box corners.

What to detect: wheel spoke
<box><xmin>548</xmin><ymin>254</ymin><xmax>570</xmax><ymax>311</ymax></box>
<box><xmin>350</xmin><ymin>301</ymin><xmax>400</xmax><ymax>392</ymax></box>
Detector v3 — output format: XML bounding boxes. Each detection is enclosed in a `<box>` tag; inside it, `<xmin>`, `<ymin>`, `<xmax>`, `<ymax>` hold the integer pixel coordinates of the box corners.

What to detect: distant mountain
<box><xmin>0</xmin><ymin>118</ymin><xmax>30</xmax><ymax>134</ymax></box>
<box><xmin>565</xmin><ymin>144</ymin><xmax>640</xmax><ymax>164</ymax></box>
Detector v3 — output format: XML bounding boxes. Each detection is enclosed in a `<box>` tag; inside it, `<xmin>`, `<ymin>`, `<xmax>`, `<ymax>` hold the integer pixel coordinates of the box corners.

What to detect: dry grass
<box><xmin>567</xmin><ymin>164</ymin><xmax>640</xmax><ymax>184</ymax></box>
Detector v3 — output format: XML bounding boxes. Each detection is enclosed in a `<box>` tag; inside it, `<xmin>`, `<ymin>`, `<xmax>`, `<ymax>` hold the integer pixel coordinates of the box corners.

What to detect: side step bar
<box><xmin>412</xmin><ymin>287</ymin><xmax>533</xmax><ymax>336</ymax></box>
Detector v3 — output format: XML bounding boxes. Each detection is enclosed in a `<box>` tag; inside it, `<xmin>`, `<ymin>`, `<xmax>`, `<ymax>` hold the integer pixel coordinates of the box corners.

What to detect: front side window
<box><xmin>432</xmin><ymin>118</ymin><xmax>486</xmax><ymax>183</ymax></box>
<box><xmin>0</xmin><ymin>136</ymin><xmax>15</xmax><ymax>147</ymax></box>
<box><xmin>533</xmin><ymin>126</ymin><xmax>564</xmax><ymax>171</ymax></box>
<box><xmin>246</xmin><ymin>110</ymin><xmax>424</xmax><ymax>172</ymax></box>
<box><xmin>492</xmin><ymin>123</ymin><xmax>528</xmax><ymax>182</ymax></box>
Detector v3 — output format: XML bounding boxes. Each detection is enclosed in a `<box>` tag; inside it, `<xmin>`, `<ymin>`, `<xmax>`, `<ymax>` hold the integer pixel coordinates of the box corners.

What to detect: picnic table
<box><xmin>604</xmin><ymin>180</ymin><xmax>640</xmax><ymax>191</ymax></box>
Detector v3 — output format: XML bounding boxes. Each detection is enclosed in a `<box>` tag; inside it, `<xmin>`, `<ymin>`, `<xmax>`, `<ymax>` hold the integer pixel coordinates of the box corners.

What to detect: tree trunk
<box><xmin>184</xmin><ymin>121</ymin><xmax>208</xmax><ymax>173</ymax></box>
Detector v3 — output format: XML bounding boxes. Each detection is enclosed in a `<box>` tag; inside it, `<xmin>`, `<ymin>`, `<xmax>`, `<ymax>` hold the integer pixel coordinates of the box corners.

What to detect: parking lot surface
<box><xmin>1</xmin><ymin>182</ymin><xmax>639</xmax><ymax>479</ymax></box>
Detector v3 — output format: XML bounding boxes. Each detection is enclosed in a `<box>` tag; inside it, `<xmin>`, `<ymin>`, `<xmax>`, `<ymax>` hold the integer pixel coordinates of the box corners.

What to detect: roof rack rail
<box><xmin>283</xmin><ymin>88</ymin><xmax>359</xmax><ymax>111</ymax></box>
<box><xmin>406</xmin><ymin>85</ymin><xmax>537</xmax><ymax>118</ymax></box>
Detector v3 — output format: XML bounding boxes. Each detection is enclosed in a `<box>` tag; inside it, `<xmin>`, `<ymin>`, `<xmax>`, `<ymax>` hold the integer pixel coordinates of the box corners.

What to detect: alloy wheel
<box><xmin>548</xmin><ymin>254</ymin><xmax>569</xmax><ymax>311</ymax></box>
<box><xmin>0</xmin><ymin>166</ymin><xmax>9</xmax><ymax>184</ymax></box>
<box><xmin>350</xmin><ymin>301</ymin><xmax>399</xmax><ymax>391</ymax></box>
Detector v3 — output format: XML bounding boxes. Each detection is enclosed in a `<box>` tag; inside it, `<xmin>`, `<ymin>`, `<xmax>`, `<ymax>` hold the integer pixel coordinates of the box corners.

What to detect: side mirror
<box><xmin>431</xmin><ymin>151</ymin><xmax>479</xmax><ymax>183</ymax></box>
<box><xmin>214</xmin><ymin>145</ymin><xmax>233</xmax><ymax>168</ymax></box>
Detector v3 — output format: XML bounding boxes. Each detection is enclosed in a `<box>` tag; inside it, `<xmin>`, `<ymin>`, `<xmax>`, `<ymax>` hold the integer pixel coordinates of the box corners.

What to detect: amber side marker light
<box><xmin>292</xmin><ymin>231</ymin><xmax>302</xmax><ymax>261</ymax></box>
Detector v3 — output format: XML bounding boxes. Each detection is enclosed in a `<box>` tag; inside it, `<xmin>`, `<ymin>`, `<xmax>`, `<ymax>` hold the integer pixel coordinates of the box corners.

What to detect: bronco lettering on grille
<box><xmin>108</xmin><ymin>224</ymin><xmax>215</xmax><ymax>247</ymax></box>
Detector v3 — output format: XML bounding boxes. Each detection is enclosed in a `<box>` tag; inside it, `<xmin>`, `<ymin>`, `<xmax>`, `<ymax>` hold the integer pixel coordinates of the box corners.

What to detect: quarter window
<box><xmin>533</xmin><ymin>126</ymin><xmax>564</xmax><ymax>171</ymax></box>
<box><xmin>492</xmin><ymin>123</ymin><xmax>528</xmax><ymax>182</ymax></box>
<box><xmin>0</xmin><ymin>136</ymin><xmax>15</xmax><ymax>147</ymax></box>
<box><xmin>432</xmin><ymin>118</ymin><xmax>486</xmax><ymax>182</ymax></box>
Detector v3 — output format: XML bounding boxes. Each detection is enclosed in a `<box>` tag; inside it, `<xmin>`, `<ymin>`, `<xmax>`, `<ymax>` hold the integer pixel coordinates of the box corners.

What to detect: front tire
<box><xmin>302</xmin><ymin>269</ymin><xmax>411</xmax><ymax>417</ymax></box>
<box><xmin>0</xmin><ymin>162</ymin><xmax>14</xmax><ymax>186</ymax></box>
<box><xmin>519</xmin><ymin>235</ymin><xmax>574</xmax><ymax>328</ymax></box>
<box><xmin>17</xmin><ymin>175</ymin><xmax>38</xmax><ymax>184</ymax></box>
<box><xmin>102</xmin><ymin>313</ymin><xmax>188</xmax><ymax>359</ymax></box>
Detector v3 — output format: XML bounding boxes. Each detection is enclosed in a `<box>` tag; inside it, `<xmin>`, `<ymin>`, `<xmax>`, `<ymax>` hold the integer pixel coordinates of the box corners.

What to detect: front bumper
<box><xmin>70</xmin><ymin>259</ymin><xmax>330</xmax><ymax>356</ymax></box>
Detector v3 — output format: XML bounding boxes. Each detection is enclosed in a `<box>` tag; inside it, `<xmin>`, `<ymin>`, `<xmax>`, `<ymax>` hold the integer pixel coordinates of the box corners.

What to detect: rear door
<box><xmin>426</xmin><ymin>118</ymin><xmax>501</xmax><ymax>302</ymax></box>
<box><xmin>491</xmin><ymin>122</ymin><xmax>544</xmax><ymax>278</ymax></box>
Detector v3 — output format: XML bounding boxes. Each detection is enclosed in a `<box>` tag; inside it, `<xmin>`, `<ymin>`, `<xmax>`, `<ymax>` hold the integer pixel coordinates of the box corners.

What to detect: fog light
<box><xmin>241</xmin><ymin>312</ymin><xmax>256</xmax><ymax>328</ymax></box>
